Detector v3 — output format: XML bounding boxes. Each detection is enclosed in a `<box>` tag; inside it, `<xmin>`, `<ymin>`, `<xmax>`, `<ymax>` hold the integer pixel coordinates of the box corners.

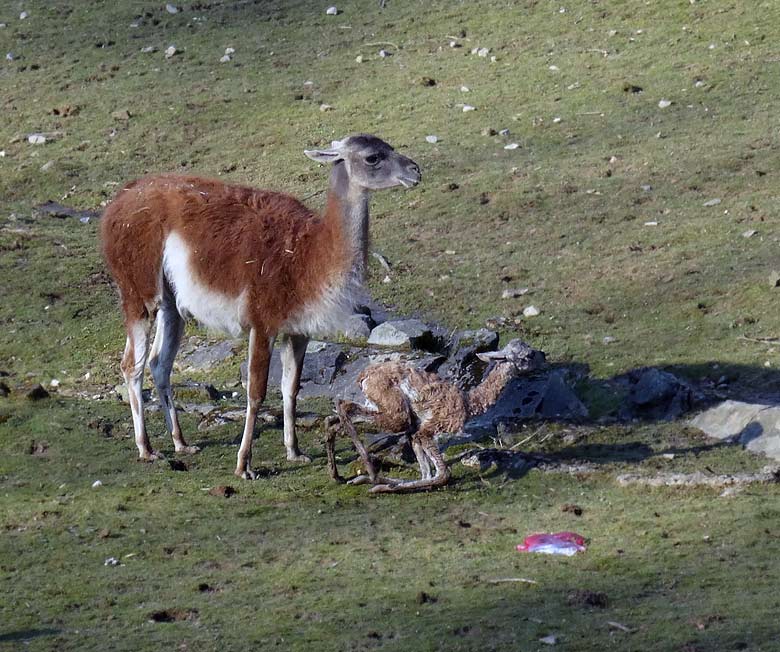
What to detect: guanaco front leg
<box><xmin>280</xmin><ymin>333</ymin><xmax>311</xmax><ymax>463</ymax></box>
<box><xmin>235</xmin><ymin>328</ymin><xmax>274</xmax><ymax>480</ymax></box>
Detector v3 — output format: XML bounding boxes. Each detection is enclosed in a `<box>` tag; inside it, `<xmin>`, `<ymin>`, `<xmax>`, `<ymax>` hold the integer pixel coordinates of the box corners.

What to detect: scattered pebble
<box><xmin>477</xmin><ymin>47</ymin><xmax>490</xmax><ymax>57</ymax></box>
<box><xmin>640</xmin><ymin>184</ymin><xmax>652</xmax><ymax>192</ymax></box>
<box><xmin>140</xmin><ymin>46</ymin><xmax>156</xmax><ymax>53</ymax></box>
<box><xmin>460</xmin><ymin>85</ymin><xmax>470</xmax><ymax>92</ymax></box>
<box><xmin>504</xmin><ymin>143</ymin><xmax>520</xmax><ymax>150</ymax></box>
<box><xmin>28</xmin><ymin>134</ymin><xmax>46</xmax><ymax>145</ymax></box>
<box><xmin>0</xmin><ymin>150</ymin><xmax>5</xmax><ymax>157</ymax></box>
<box><xmin>462</xmin><ymin>105</ymin><xmax>476</xmax><ymax>112</ymax></box>
<box><xmin>355</xmin><ymin>55</ymin><xmax>363</xmax><ymax>63</ymax></box>
<box><xmin>658</xmin><ymin>99</ymin><xmax>672</xmax><ymax>108</ymax></box>
<box><xmin>549</xmin><ymin>64</ymin><xmax>560</xmax><ymax>71</ymax></box>
<box><xmin>498</xmin><ymin>128</ymin><xmax>510</xmax><ymax>136</ymax></box>
<box><xmin>523</xmin><ymin>305</ymin><xmax>540</xmax><ymax>317</ymax></box>
<box><xmin>540</xmin><ymin>635</ymin><xmax>558</xmax><ymax>645</ymax></box>
<box><xmin>104</xmin><ymin>557</ymin><xmax>120</xmax><ymax>566</ymax></box>
<box><xmin>319</xmin><ymin>103</ymin><xmax>333</xmax><ymax>112</ymax></box>
<box><xmin>703</xmin><ymin>198</ymin><xmax>721</xmax><ymax>207</ymax></box>
<box><xmin>19</xmin><ymin>11</ymin><xmax>29</xmax><ymax>20</ymax></box>
<box><xmin>225</xmin><ymin>47</ymin><xmax>235</xmax><ymax>55</ymax></box>
<box><xmin>220</xmin><ymin>54</ymin><xmax>231</xmax><ymax>63</ymax></box>
<box><xmin>694</xmin><ymin>79</ymin><xmax>706</xmax><ymax>88</ymax></box>
<box><xmin>40</xmin><ymin>160</ymin><xmax>54</xmax><ymax>172</ymax></box>
<box><xmin>165</xmin><ymin>4</ymin><xmax>179</xmax><ymax>14</ymax></box>
<box><xmin>79</xmin><ymin>216</ymin><xmax>90</xmax><ymax>224</ymax></box>
<box><xmin>768</xmin><ymin>271</ymin><xmax>780</xmax><ymax>288</ymax></box>
<box><xmin>378</xmin><ymin>49</ymin><xmax>390</xmax><ymax>58</ymax></box>
<box><xmin>742</xmin><ymin>229</ymin><xmax>757</xmax><ymax>238</ymax></box>
<box><xmin>644</xmin><ymin>221</ymin><xmax>658</xmax><ymax>226</ymax></box>
<box><xmin>603</xmin><ymin>336</ymin><xmax>616</xmax><ymax>344</ymax></box>
<box><xmin>552</xmin><ymin>116</ymin><xmax>562</xmax><ymax>123</ymax></box>
<box><xmin>326</xmin><ymin>6</ymin><xmax>338</xmax><ymax>15</ymax></box>
<box><xmin>92</xmin><ymin>480</ymin><xmax>103</xmax><ymax>488</ymax></box>
<box><xmin>164</xmin><ymin>45</ymin><xmax>178</xmax><ymax>59</ymax></box>
<box><xmin>6</xmin><ymin>52</ymin><xmax>15</xmax><ymax>61</ymax></box>
<box><xmin>425</xmin><ymin>135</ymin><xmax>439</xmax><ymax>144</ymax></box>
<box><xmin>502</xmin><ymin>288</ymin><xmax>529</xmax><ymax>299</ymax></box>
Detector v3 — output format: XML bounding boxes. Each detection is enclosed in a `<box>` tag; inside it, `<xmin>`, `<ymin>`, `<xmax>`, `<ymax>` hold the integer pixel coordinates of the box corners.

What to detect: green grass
<box><xmin>2</xmin><ymin>1</ymin><xmax>780</xmax><ymax>650</ymax></box>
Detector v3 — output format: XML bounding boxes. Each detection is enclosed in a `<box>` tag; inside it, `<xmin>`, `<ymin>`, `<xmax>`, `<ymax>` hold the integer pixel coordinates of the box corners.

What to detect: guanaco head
<box><xmin>304</xmin><ymin>134</ymin><xmax>421</xmax><ymax>190</ymax></box>
<box><xmin>476</xmin><ymin>339</ymin><xmax>546</xmax><ymax>375</ymax></box>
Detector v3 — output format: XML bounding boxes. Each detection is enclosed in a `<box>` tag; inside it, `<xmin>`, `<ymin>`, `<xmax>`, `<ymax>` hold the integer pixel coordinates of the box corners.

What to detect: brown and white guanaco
<box><xmin>101</xmin><ymin>134</ymin><xmax>421</xmax><ymax>478</ymax></box>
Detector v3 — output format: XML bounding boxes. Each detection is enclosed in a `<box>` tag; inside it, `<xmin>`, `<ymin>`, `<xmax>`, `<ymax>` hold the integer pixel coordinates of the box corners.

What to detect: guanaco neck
<box><xmin>466</xmin><ymin>363</ymin><xmax>516</xmax><ymax>417</ymax></box>
<box><xmin>324</xmin><ymin>161</ymin><xmax>370</xmax><ymax>279</ymax></box>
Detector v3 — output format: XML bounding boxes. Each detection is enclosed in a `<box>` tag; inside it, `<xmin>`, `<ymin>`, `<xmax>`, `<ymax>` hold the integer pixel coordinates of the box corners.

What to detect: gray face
<box><xmin>476</xmin><ymin>339</ymin><xmax>546</xmax><ymax>374</ymax></box>
<box><xmin>304</xmin><ymin>134</ymin><xmax>421</xmax><ymax>191</ymax></box>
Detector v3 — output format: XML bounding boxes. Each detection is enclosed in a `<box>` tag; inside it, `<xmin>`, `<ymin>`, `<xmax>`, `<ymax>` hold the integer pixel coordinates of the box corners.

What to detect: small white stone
<box><xmin>608</xmin><ymin>29</ymin><xmax>617</xmax><ymax>36</ymax></box>
<box><xmin>6</xmin><ymin>52</ymin><xmax>14</xmax><ymax>61</ymax></box>
<box><xmin>84</xmin><ymin>372</ymin><xmax>91</xmax><ymax>380</ymax></box>
<box><xmin>220</xmin><ymin>54</ymin><xmax>231</xmax><ymax>63</ymax></box>
<box><xmin>499</xmin><ymin>128</ymin><xmax>510</xmax><ymax>136</ymax></box>
<box><xmin>603</xmin><ymin>336</ymin><xmax>616</xmax><ymax>344</ymax></box>
<box><xmin>694</xmin><ymin>79</ymin><xmax>705</xmax><ymax>88</ymax></box>
<box><xmin>382</xmin><ymin>275</ymin><xmax>391</xmax><ymax>284</ymax></box>
<box><xmin>445</xmin><ymin>250</ymin><xmax>456</xmax><ymax>255</ymax></box>
<box><xmin>641</xmin><ymin>184</ymin><xmax>652</xmax><ymax>192</ymax></box>
<box><xmin>355</xmin><ymin>54</ymin><xmax>363</xmax><ymax>63</ymax></box>
<box><xmin>460</xmin><ymin>85</ymin><xmax>470</xmax><ymax>92</ymax></box>
<box><xmin>225</xmin><ymin>47</ymin><xmax>235</xmax><ymax>55</ymax></box>
<box><xmin>658</xmin><ymin>99</ymin><xmax>672</xmax><ymax>108</ymax></box>
<box><xmin>644</xmin><ymin>221</ymin><xmax>658</xmax><ymax>226</ymax></box>
<box><xmin>19</xmin><ymin>11</ymin><xmax>29</xmax><ymax>20</ymax></box>
<box><xmin>540</xmin><ymin>635</ymin><xmax>558</xmax><ymax>646</ymax></box>
<box><xmin>166</xmin><ymin>4</ymin><xmax>179</xmax><ymax>14</ymax></box>
<box><xmin>552</xmin><ymin>116</ymin><xmax>562</xmax><ymax>123</ymax></box>
<box><xmin>523</xmin><ymin>305</ymin><xmax>540</xmax><ymax>317</ymax></box>
<box><xmin>477</xmin><ymin>47</ymin><xmax>490</xmax><ymax>57</ymax></box>
<box><xmin>449</xmin><ymin>41</ymin><xmax>458</xmax><ymax>48</ymax></box>
<box><xmin>28</xmin><ymin>134</ymin><xmax>46</xmax><ymax>145</ymax></box>
<box><xmin>92</xmin><ymin>480</ymin><xmax>103</xmax><ymax>488</ymax></box>
<box><xmin>104</xmin><ymin>556</ymin><xmax>119</xmax><ymax>566</ymax></box>
<box><xmin>319</xmin><ymin>103</ymin><xmax>333</xmax><ymax>112</ymax></box>
<box><xmin>50</xmin><ymin>378</ymin><xmax>60</xmax><ymax>387</ymax></box>
<box><xmin>504</xmin><ymin>143</ymin><xmax>520</xmax><ymax>150</ymax></box>
<box><xmin>502</xmin><ymin>288</ymin><xmax>529</xmax><ymax>299</ymax></box>
<box><xmin>164</xmin><ymin>45</ymin><xmax>178</xmax><ymax>58</ymax></box>
<box><xmin>0</xmin><ymin>150</ymin><xmax>5</xmax><ymax>157</ymax></box>
<box><xmin>462</xmin><ymin>104</ymin><xmax>476</xmax><ymax>112</ymax></box>
<box><xmin>140</xmin><ymin>46</ymin><xmax>156</xmax><ymax>53</ymax></box>
<box><xmin>703</xmin><ymin>198</ymin><xmax>721</xmax><ymax>207</ymax></box>
<box><xmin>79</xmin><ymin>216</ymin><xmax>90</xmax><ymax>224</ymax></box>
<box><xmin>490</xmin><ymin>56</ymin><xmax>497</xmax><ymax>63</ymax></box>
<box><xmin>326</xmin><ymin>6</ymin><xmax>338</xmax><ymax>15</ymax></box>
<box><xmin>549</xmin><ymin>64</ymin><xmax>560</xmax><ymax>71</ymax></box>
<box><xmin>378</xmin><ymin>49</ymin><xmax>390</xmax><ymax>58</ymax></box>
<box><xmin>742</xmin><ymin>229</ymin><xmax>757</xmax><ymax>238</ymax></box>
<box><xmin>425</xmin><ymin>135</ymin><xmax>439</xmax><ymax>144</ymax></box>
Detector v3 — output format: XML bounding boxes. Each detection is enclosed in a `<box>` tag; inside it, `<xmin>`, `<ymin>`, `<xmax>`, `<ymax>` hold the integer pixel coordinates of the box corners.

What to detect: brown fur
<box><xmin>101</xmin><ymin>175</ymin><xmax>348</xmax><ymax>333</ymax></box>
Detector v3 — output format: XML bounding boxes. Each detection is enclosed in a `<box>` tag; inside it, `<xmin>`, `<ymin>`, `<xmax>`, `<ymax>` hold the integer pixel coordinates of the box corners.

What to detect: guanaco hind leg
<box><xmin>148</xmin><ymin>290</ymin><xmax>199</xmax><ymax>455</ymax></box>
<box><xmin>280</xmin><ymin>333</ymin><xmax>311</xmax><ymax>463</ymax></box>
<box><xmin>121</xmin><ymin>316</ymin><xmax>160</xmax><ymax>461</ymax></box>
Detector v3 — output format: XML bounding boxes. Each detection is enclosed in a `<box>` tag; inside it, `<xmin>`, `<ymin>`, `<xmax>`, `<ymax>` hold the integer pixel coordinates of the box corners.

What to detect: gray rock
<box><xmin>442</xmin><ymin>371</ymin><xmax>588</xmax><ymax>447</ymax></box>
<box><xmin>340</xmin><ymin>314</ymin><xmax>373</xmax><ymax>342</ymax></box>
<box><xmin>177</xmin><ymin>340</ymin><xmax>238</xmax><ymax>371</ymax></box>
<box><xmin>438</xmin><ymin>328</ymin><xmax>499</xmax><ymax>389</ymax></box>
<box><xmin>367</xmin><ymin>319</ymin><xmax>439</xmax><ymax>351</ymax></box>
<box><xmin>618</xmin><ymin>367</ymin><xmax>696</xmax><ymax>420</ymax></box>
<box><xmin>690</xmin><ymin>400</ymin><xmax>780</xmax><ymax>461</ymax></box>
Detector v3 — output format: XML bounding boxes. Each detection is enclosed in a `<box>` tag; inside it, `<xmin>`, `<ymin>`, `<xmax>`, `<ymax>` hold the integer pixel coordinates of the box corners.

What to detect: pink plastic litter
<box><xmin>516</xmin><ymin>531</ymin><xmax>586</xmax><ymax>556</ymax></box>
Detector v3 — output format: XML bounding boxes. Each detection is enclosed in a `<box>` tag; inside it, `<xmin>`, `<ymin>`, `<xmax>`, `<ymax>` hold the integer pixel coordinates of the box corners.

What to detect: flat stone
<box><xmin>367</xmin><ymin>319</ymin><xmax>437</xmax><ymax>351</ymax></box>
<box><xmin>690</xmin><ymin>400</ymin><xmax>780</xmax><ymax>461</ymax></box>
<box><xmin>177</xmin><ymin>340</ymin><xmax>238</xmax><ymax>371</ymax></box>
<box><xmin>339</xmin><ymin>314</ymin><xmax>373</xmax><ymax>342</ymax></box>
<box><xmin>617</xmin><ymin>367</ymin><xmax>696</xmax><ymax>420</ymax></box>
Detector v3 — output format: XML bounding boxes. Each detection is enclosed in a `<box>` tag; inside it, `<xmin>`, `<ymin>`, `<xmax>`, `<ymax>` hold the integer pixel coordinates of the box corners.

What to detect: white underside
<box><xmin>162</xmin><ymin>232</ymin><xmax>247</xmax><ymax>337</ymax></box>
<box><xmin>282</xmin><ymin>273</ymin><xmax>359</xmax><ymax>338</ymax></box>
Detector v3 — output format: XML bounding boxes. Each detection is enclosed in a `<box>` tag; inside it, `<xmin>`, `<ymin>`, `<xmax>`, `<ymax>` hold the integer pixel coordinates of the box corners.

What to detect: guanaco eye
<box><xmin>364</xmin><ymin>154</ymin><xmax>380</xmax><ymax>165</ymax></box>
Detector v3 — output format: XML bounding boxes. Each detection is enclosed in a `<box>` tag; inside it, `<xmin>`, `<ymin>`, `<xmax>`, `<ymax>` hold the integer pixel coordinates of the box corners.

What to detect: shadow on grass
<box><xmin>0</xmin><ymin>628</ymin><xmax>61</xmax><ymax>643</ymax></box>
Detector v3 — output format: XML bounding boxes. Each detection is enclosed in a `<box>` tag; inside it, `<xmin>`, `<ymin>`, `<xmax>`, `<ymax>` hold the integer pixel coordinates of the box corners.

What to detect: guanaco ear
<box><xmin>476</xmin><ymin>350</ymin><xmax>506</xmax><ymax>363</ymax></box>
<box><xmin>304</xmin><ymin>149</ymin><xmax>342</xmax><ymax>163</ymax></box>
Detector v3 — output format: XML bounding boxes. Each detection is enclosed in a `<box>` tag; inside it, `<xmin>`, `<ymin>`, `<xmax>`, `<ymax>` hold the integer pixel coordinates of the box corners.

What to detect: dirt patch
<box><xmin>148</xmin><ymin>609</ymin><xmax>198</xmax><ymax>623</ymax></box>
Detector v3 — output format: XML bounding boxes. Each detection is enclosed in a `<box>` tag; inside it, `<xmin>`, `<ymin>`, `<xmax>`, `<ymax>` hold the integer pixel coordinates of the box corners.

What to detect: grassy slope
<box><xmin>2</xmin><ymin>1</ymin><xmax>780</xmax><ymax>650</ymax></box>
